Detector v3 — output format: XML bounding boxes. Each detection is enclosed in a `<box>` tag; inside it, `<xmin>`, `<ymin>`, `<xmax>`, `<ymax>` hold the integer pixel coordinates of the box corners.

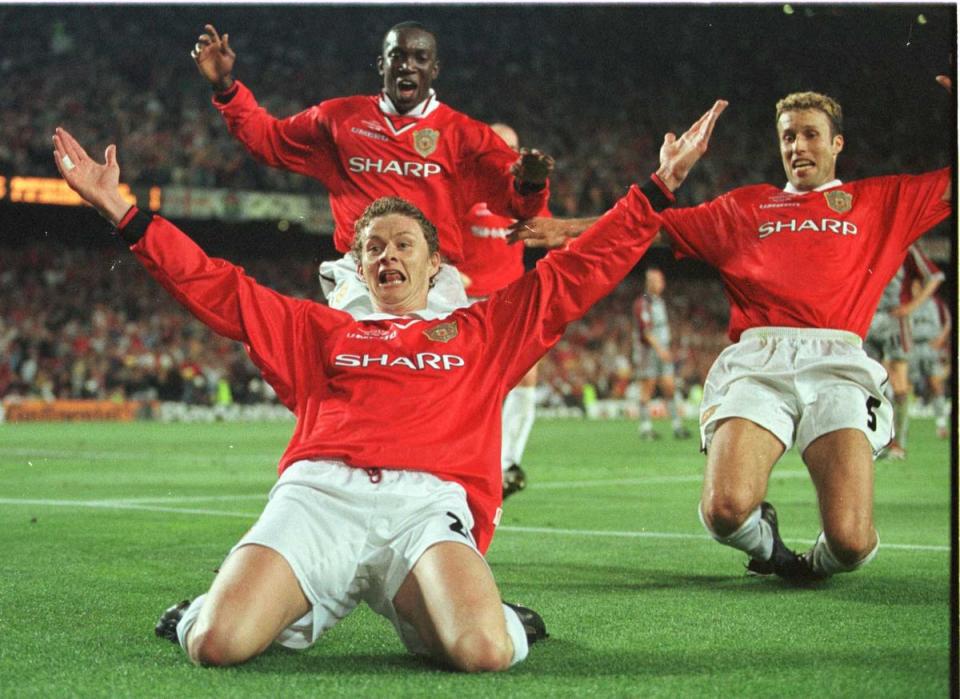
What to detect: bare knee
<box><xmin>823</xmin><ymin>526</ymin><xmax>878</xmax><ymax>567</ymax></box>
<box><xmin>187</xmin><ymin>623</ymin><xmax>260</xmax><ymax>667</ymax></box>
<box><xmin>701</xmin><ymin>493</ymin><xmax>758</xmax><ymax>537</ymax></box>
<box><xmin>447</xmin><ymin>628</ymin><xmax>513</xmax><ymax>673</ymax></box>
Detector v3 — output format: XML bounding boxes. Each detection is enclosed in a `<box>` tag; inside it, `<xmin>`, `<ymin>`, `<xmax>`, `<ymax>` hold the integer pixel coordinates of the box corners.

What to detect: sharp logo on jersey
<box><xmin>423</xmin><ymin>321</ymin><xmax>458</xmax><ymax>343</ymax></box>
<box><xmin>348</xmin><ymin>157</ymin><xmax>442</xmax><ymax>178</ymax></box>
<box><xmin>470</xmin><ymin>225</ymin><xmax>511</xmax><ymax>239</ymax></box>
<box><xmin>334</xmin><ymin>352</ymin><xmax>465</xmax><ymax>370</ymax></box>
<box><xmin>757</xmin><ymin>218</ymin><xmax>859</xmax><ymax>239</ymax></box>
<box><xmin>824</xmin><ymin>190</ymin><xmax>853</xmax><ymax>213</ymax></box>
<box><xmin>413</xmin><ymin>128</ymin><xmax>440</xmax><ymax>157</ymax></box>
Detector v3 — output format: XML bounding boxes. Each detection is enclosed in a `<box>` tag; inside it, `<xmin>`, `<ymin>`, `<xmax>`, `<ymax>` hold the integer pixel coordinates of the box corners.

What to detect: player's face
<box><xmin>778</xmin><ymin>109</ymin><xmax>844</xmax><ymax>191</ymax></box>
<box><xmin>358</xmin><ymin>213</ymin><xmax>441</xmax><ymax>314</ymax></box>
<box><xmin>378</xmin><ymin>28</ymin><xmax>439</xmax><ymax>113</ymax></box>
<box><xmin>646</xmin><ymin>270</ymin><xmax>665</xmax><ymax>295</ymax></box>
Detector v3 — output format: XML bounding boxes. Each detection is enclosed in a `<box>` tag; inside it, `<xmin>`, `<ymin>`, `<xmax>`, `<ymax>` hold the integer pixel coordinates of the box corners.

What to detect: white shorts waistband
<box><xmin>740</xmin><ymin>327</ymin><xmax>862</xmax><ymax>348</ymax></box>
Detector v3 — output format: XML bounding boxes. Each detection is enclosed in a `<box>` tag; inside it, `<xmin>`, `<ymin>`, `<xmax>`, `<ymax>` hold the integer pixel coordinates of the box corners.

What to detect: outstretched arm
<box><xmin>508</xmin><ymin>100</ymin><xmax>727</xmax><ymax>247</ymax></box>
<box><xmin>936</xmin><ymin>75</ymin><xmax>952</xmax><ymax>203</ymax></box>
<box><xmin>52</xmin><ymin>127</ymin><xmax>130</xmax><ymax>225</ymax></box>
<box><xmin>191</xmin><ymin>24</ymin><xmax>236</xmax><ymax>93</ymax></box>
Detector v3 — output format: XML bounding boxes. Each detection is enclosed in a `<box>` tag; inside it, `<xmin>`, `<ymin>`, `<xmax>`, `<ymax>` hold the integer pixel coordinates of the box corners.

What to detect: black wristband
<box><xmin>640</xmin><ymin>178</ymin><xmax>673</xmax><ymax>212</ymax></box>
<box><xmin>117</xmin><ymin>209</ymin><xmax>152</xmax><ymax>244</ymax></box>
<box><xmin>213</xmin><ymin>81</ymin><xmax>238</xmax><ymax>104</ymax></box>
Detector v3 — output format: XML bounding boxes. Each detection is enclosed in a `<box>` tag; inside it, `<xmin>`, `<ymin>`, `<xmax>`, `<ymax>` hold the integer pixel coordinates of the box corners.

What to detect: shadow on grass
<box><xmin>497</xmin><ymin>561</ymin><xmax>949</xmax><ymax>605</ymax></box>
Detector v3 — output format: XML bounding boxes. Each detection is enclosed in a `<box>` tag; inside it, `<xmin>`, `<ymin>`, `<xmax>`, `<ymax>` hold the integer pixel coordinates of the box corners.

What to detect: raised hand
<box><xmin>936</xmin><ymin>74</ymin><xmax>952</xmax><ymax>93</ymax></box>
<box><xmin>512</xmin><ymin>148</ymin><xmax>555</xmax><ymax>186</ymax></box>
<box><xmin>656</xmin><ymin>100</ymin><xmax>728</xmax><ymax>192</ymax></box>
<box><xmin>52</xmin><ymin>127</ymin><xmax>130</xmax><ymax>225</ymax></box>
<box><xmin>191</xmin><ymin>24</ymin><xmax>236</xmax><ymax>92</ymax></box>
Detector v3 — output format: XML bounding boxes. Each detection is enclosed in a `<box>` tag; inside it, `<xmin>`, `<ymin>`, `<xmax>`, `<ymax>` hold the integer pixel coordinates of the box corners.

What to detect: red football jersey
<box><xmin>128</xmin><ymin>186</ymin><xmax>659</xmax><ymax>552</ymax></box>
<box><xmin>659</xmin><ymin>169</ymin><xmax>951</xmax><ymax>340</ymax></box>
<box><xmin>213</xmin><ymin>82</ymin><xmax>549</xmax><ymax>264</ymax></box>
<box><xmin>458</xmin><ymin>200</ymin><xmax>551</xmax><ymax>298</ymax></box>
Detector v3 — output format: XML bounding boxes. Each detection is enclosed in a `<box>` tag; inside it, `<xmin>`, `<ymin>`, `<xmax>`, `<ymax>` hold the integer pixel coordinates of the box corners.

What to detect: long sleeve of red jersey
<box><xmin>458</xmin><ymin>118</ymin><xmax>550</xmax><ymax>223</ymax></box>
<box><xmin>212</xmin><ymin>80</ymin><xmax>340</xmax><ymax>187</ymax></box>
<box><xmin>480</xmin><ymin>185</ymin><xmax>661</xmax><ymax>388</ymax></box>
<box><xmin>126</xmin><ymin>212</ymin><xmax>345</xmax><ymax>409</ymax></box>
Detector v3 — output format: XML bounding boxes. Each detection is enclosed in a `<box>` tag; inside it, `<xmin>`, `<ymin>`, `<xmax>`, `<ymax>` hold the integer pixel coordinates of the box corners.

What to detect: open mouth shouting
<box><xmin>396</xmin><ymin>78</ymin><xmax>419</xmax><ymax>101</ymax></box>
<box><xmin>379</xmin><ymin>268</ymin><xmax>407</xmax><ymax>287</ymax></box>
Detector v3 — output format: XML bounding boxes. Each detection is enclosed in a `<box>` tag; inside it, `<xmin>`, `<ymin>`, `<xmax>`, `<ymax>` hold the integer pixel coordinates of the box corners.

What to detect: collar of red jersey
<box><xmin>783</xmin><ymin>178</ymin><xmax>842</xmax><ymax>195</ymax></box>
<box><xmin>378</xmin><ymin>89</ymin><xmax>440</xmax><ymax>118</ymax></box>
<box><xmin>357</xmin><ymin>308</ymin><xmax>455</xmax><ymax>323</ymax></box>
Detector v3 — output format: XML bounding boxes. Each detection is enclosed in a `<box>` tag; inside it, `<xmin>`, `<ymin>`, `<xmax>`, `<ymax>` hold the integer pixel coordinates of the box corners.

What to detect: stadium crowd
<box><xmin>0</xmin><ymin>5</ymin><xmax>952</xmax><ymax>409</ymax></box>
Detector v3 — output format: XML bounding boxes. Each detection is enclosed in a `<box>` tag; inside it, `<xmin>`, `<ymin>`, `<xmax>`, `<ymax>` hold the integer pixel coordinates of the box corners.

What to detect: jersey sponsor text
<box><xmin>334</xmin><ymin>352</ymin><xmax>465</xmax><ymax>370</ymax></box>
<box><xmin>758</xmin><ymin>218</ymin><xmax>859</xmax><ymax>239</ymax></box>
<box><xmin>347</xmin><ymin>157</ymin><xmax>442</xmax><ymax>178</ymax></box>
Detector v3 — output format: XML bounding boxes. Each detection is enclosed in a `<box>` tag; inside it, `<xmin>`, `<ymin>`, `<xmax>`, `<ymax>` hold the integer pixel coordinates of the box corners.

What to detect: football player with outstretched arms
<box><xmin>52</xmin><ymin>99</ymin><xmax>726</xmax><ymax>669</ymax></box>
<box><xmin>191</xmin><ymin>21</ymin><xmax>553</xmax><ymax>316</ymax></box>
<box><xmin>509</xmin><ymin>76</ymin><xmax>952</xmax><ymax>581</ymax></box>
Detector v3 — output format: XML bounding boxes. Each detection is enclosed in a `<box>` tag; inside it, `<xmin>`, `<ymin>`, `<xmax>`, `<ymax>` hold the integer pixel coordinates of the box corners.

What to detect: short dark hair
<box><xmin>352</xmin><ymin>197</ymin><xmax>440</xmax><ymax>259</ymax></box>
<box><xmin>776</xmin><ymin>91</ymin><xmax>844</xmax><ymax>137</ymax></box>
<box><xmin>382</xmin><ymin>21</ymin><xmax>438</xmax><ymax>54</ymax></box>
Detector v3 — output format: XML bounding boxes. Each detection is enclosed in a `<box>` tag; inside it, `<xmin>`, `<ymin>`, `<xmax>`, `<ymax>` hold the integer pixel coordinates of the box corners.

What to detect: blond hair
<box><xmin>351</xmin><ymin>196</ymin><xmax>440</xmax><ymax>260</ymax></box>
<box><xmin>775</xmin><ymin>91</ymin><xmax>843</xmax><ymax>136</ymax></box>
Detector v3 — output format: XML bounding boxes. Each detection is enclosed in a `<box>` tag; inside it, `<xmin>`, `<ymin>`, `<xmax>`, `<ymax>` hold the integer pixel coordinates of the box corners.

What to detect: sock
<box><xmin>176</xmin><ymin>594</ymin><xmax>207</xmax><ymax>652</ymax></box>
<box><xmin>638</xmin><ymin>400</ymin><xmax>651</xmax><ymax>432</ymax></box>
<box><xmin>932</xmin><ymin>395</ymin><xmax>946</xmax><ymax>428</ymax></box>
<box><xmin>501</xmin><ymin>603</ymin><xmax>529</xmax><ymax>666</ymax></box>
<box><xmin>669</xmin><ymin>394</ymin><xmax>684</xmax><ymax>429</ymax></box>
<box><xmin>808</xmin><ymin>531</ymin><xmax>879</xmax><ymax>575</ymax></box>
<box><xmin>501</xmin><ymin>386</ymin><xmax>537</xmax><ymax>472</ymax></box>
<box><xmin>699</xmin><ymin>503</ymin><xmax>772</xmax><ymax>561</ymax></box>
<box><xmin>893</xmin><ymin>392</ymin><xmax>909</xmax><ymax>448</ymax></box>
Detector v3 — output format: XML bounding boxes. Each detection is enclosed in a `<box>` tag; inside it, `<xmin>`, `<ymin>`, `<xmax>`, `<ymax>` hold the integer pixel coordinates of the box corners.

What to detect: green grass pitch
<box><xmin>0</xmin><ymin>417</ymin><xmax>951</xmax><ymax>697</ymax></box>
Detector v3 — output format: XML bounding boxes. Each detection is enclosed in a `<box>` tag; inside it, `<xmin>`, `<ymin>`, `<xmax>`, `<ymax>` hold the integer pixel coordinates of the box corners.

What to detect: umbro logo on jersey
<box><xmin>348</xmin><ymin>157</ymin><xmax>442</xmax><ymax>178</ymax></box>
<box><xmin>423</xmin><ymin>321</ymin><xmax>458</xmax><ymax>343</ymax></box>
<box><xmin>413</xmin><ymin>128</ymin><xmax>440</xmax><ymax>157</ymax></box>
<box><xmin>758</xmin><ymin>218</ymin><xmax>859</xmax><ymax>239</ymax></box>
<box><xmin>346</xmin><ymin>326</ymin><xmax>398</xmax><ymax>341</ymax></box>
<box><xmin>350</xmin><ymin>126</ymin><xmax>389</xmax><ymax>143</ymax></box>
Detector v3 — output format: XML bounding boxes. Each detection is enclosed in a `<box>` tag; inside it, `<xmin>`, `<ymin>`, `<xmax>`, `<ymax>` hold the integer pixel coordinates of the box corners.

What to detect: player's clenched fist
<box><xmin>191</xmin><ymin>24</ymin><xmax>236</xmax><ymax>92</ymax></box>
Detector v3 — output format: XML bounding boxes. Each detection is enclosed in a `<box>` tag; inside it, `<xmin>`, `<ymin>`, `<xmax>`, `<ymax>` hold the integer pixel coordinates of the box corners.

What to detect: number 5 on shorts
<box><xmin>866</xmin><ymin>396</ymin><xmax>882</xmax><ymax>431</ymax></box>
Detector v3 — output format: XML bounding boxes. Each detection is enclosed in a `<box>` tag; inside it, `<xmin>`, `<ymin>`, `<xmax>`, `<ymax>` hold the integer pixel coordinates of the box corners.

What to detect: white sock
<box><xmin>502</xmin><ymin>603</ymin><xmax>529</xmax><ymax>666</ymax></box>
<box><xmin>669</xmin><ymin>394</ymin><xmax>683</xmax><ymax>429</ymax></box>
<box><xmin>699</xmin><ymin>504</ymin><xmax>772</xmax><ymax>561</ymax></box>
<box><xmin>932</xmin><ymin>395</ymin><xmax>946</xmax><ymax>426</ymax></box>
<box><xmin>808</xmin><ymin>531</ymin><xmax>879</xmax><ymax>576</ymax></box>
<box><xmin>176</xmin><ymin>594</ymin><xmax>206</xmax><ymax>652</ymax></box>
<box><xmin>501</xmin><ymin>386</ymin><xmax>537</xmax><ymax>472</ymax></box>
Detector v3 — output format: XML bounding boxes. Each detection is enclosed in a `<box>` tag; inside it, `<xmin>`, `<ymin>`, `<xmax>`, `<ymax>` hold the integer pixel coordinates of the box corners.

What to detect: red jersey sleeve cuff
<box><xmin>213</xmin><ymin>81</ymin><xmax>240</xmax><ymax>105</ymax></box>
<box><xmin>640</xmin><ymin>175</ymin><xmax>676</xmax><ymax>212</ymax></box>
<box><xmin>116</xmin><ymin>207</ymin><xmax>152</xmax><ymax>244</ymax></box>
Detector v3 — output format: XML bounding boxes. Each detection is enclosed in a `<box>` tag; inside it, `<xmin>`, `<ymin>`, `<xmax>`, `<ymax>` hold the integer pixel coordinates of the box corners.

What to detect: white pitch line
<box><xmin>534</xmin><ymin>470</ymin><xmax>810</xmax><ymax>490</ymax></box>
<box><xmin>0</xmin><ymin>497</ymin><xmax>948</xmax><ymax>553</ymax></box>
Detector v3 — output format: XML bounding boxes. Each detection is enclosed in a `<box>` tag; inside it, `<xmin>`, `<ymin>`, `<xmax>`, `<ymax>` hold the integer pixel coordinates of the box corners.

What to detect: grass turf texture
<box><xmin>0</xmin><ymin>418</ymin><xmax>951</xmax><ymax>697</ymax></box>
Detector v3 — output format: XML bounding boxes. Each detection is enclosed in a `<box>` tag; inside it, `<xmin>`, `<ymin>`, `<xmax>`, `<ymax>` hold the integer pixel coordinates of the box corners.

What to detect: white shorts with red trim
<box><xmin>230</xmin><ymin>459</ymin><xmax>482</xmax><ymax>654</ymax></box>
<box><xmin>699</xmin><ymin>327</ymin><xmax>893</xmax><ymax>455</ymax></box>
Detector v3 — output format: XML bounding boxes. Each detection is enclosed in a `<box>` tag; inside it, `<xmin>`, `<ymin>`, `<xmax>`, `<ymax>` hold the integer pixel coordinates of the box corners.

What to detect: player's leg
<box><xmin>392</xmin><ymin>542</ymin><xmax>532</xmax><ymax>672</ymax></box>
<box><xmin>637</xmin><ymin>377</ymin><xmax>658</xmax><ymax>439</ymax></box>
<box><xmin>699</xmin><ymin>418</ymin><xmax>786</xmax><ymax>566</ymax></box>
<box><xmin>886</xmin><ymin>358</ymin><xmax>911</xmax><ymax>456</ymax></box>
<box><xmin>182</xmin><ymin>544</ymin><xmax>310</xmax><ymax>666</ymax></box>
<box><xmin>501</xmin><ymin>363</ymin><xmax>538</xmax><ymax>498</ymax></box>
<box><xmin>928</xmin><ymin>371</ymin><xmax>948</xmax><ymax>439</ymax></box>
<box><xmin>802</xmin><ymin>429</ymin><xmax>878</xmax><ymax>575</ymax></box>
<box><xmin>658</xmin><ymin>373</ymin><xmax>690</xmax><ymax>438</ymax></box>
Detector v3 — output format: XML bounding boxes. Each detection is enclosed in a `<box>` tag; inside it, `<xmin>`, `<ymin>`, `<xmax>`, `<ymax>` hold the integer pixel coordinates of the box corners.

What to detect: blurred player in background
<box><xmin>52</xmin><ymin>97</ymin><xmax>727</xmax><ymax>671</ymax></box>
<box><xmin>190</xmin><ymin>22</ymin><xmax>553</xmax><ymax>316</ymax></box>
<box><xmin>509</xmin><ymin>76</ymin><xmax>952</xmax><ymax>582</ymax></box>
<box><xmin>459</xmin><ymin>123</ymin><xmax>550</xmax><ymax>499</ymax></box>
<box><xmin>865</xmin><ymin>243</ymin><xmax>944</xmax><ymax>459</ymax></box>
<box><xmin>907</xmin><ymin>280</ymin><xmax>951</xmax><ymax>440</ymax></box>
<box><xmin>632</xmin><ymin>267</ymin><xmax>691</xmax><ymax>441</ymax></box>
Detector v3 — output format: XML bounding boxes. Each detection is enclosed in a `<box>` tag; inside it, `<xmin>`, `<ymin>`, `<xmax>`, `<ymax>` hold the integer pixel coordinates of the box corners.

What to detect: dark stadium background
<box><xmin>0</xmin><ymin>3</ymin><xmax>954</xmax><ymax>407</ymax></box>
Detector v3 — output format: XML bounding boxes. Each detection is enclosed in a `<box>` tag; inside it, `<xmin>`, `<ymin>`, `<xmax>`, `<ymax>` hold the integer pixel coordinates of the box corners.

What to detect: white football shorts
<box><xmin>699</xmin><ymin>327</ymin><xmax>893</xmax><ymax>456</ymax></box>
<box><xmin>230</xmin><ymin>459</ymin><xmax>484</xmax><ymax>655</ymax></box>
<box><xmin>319</xmin><ymin>253</ymin><xmax>470</xmax><ymax>317</ymax></box>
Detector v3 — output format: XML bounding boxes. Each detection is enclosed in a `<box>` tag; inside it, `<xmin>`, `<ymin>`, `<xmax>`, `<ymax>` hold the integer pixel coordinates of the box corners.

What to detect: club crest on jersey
<box><xmin>413</xmin><ymin>128</ymin><xmax>440</xmax><ymax>157</ymax></box>
<box><xmin>424</xmin><ymin>321</ymin><xmax>458</xmax><ymax>343</ymax></box>
<box><xmin>824</xmin><ymin>190</ymin><xmax>852</xmax><ymax>213</ymax></box>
